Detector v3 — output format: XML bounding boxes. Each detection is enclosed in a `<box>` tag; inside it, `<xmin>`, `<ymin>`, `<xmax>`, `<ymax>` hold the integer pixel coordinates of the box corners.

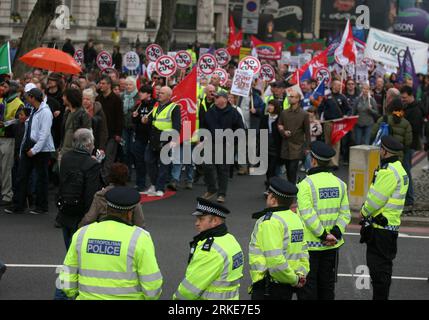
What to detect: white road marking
<box><xmin>338</xmin><ymin>274</ymin><xmax>428</xmax><ymax>281</ymax></box>
<box><xmin>5</xmin><ymin>264</ymin><xmax>62</xmax><ymax>268</ymax></box>
<box><xmin>344</xmin><ymin>232</ymin><xmax>429</xmax><ymax>239</ymax></box>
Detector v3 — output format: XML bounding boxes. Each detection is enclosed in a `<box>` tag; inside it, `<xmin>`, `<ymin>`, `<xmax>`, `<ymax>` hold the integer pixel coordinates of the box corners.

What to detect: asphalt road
<box><xmin>1</xmin><ymin>166</ymin><xmax>429</xmax><ymax>300</ymax></box>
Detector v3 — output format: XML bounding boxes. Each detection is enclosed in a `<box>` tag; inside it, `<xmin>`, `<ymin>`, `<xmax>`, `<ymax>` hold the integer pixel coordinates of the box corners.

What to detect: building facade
<box><xmin>0</xmin><ymin>0</ymin><xmax>230</xmax><ymax>49</ymax></box>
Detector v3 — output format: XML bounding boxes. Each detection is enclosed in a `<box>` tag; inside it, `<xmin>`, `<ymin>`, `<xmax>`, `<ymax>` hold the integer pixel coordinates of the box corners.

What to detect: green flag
<box><xmin>0</xmin><ymin>42</ymin><xmax>11</xmax><ymax>75</ymax></box>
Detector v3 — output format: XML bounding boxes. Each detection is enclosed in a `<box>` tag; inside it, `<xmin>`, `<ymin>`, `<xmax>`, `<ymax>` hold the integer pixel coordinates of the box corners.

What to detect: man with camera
<box><xmin>360</xmin><ymin>135</ymin><xmax>408</xmax><ymax>300</ymax></box>
<box><xmin>5</xmin><ymin>88</ymin><xmax>55</xmax><ymax>215</ymax></box>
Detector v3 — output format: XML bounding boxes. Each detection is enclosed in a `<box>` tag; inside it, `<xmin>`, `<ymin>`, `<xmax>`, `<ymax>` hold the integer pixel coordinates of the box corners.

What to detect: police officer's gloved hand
<box><xmin>374</xmin><ymin>214</ymin><xmax>388</xmax><ymax>227</ymax></box>
<box><xmin>330</xmin><ymin>226</ymin><xmax>343</xmax><ymax>241</ymax></box>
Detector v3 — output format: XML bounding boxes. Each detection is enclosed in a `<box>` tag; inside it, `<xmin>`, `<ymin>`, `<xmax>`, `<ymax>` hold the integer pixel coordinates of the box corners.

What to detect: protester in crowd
<box><xmin>119</xmin><ymin>76</ymin><xmax>127</xmax><ymax>94</ymax></box>
<box><xmin>201</xmin><ymin>91</ymin><xmax>244</xmax><ymax>203</ymax></box>
<box><xmin>57</xmin><ymin>128</ymin><xmax>102</xmax><ymax>249</ymax></box>
<box><xmin>345</xmin><ymin>79</ymin><xmax>360</xmax><ymax>108</ymax></box>
<box><xmin>278</xmin><ymin>89</ymin><xmax>311</xmax><ymax>184</ymax></box>
<box><xmin>78</xmin><ymin>75</ymin><xmax>88</xmax><ymax>92</ymax></box>
<box><xmin>372</xmin><ymin>98</ymin><xmax>412</xmax><ymax>162</ymax></box>
<box><xmin>96</xmin><ymin>75</ymin><xmax>124</xmax><ymax>182</ymax></box>
<box><xmin>112</xmin><ymin>81</ymin><xmax>121</xmax><ymax>97</ymax></box>
<box><xmin>400</xmin><ymin>86</ymin><xmax>427</xmax><ymax>208</ymax></box>
<box><xmin>120</xmin><ymin>76</ymin><xmax>139</xmax><ymax>177</ymax></box>
<box><xmin>301</xmin><ymin>80</ymin><xmax>317</xmax><ymax>111</ymax></box>
<box><xmin>199</xmin><ymin>85</ymin><xmax>216</xmax><ymax>127</ymax></box>
<box><xmin>112</xmin><ymin>45</ymin><xmax>122</xmax><ymax>72</ymax></box>
<box><xmin>59</xmin><ymin>88</ymin><xmax>92</xmax><ymax>160</ymax></box>
<box><xmin>132</xmin><ymin>85</ymin><xmax>155</xmax><ymax>193</ymax></box>
<box><xmin>78</xmin><ymin>162</ymin><xmax>145</xmax><ymax>229</ymax></box>
<box><xmin>5</xmin><ymin>88</ymin><xmax>54</xmax><ymax>214</ymax></box>
<box><xmin>259</xmin><ymin>100</ymin><xmax>282</xmax><ymax>193</ymax></box>
<box><xmin>353</xmin><ymin>83</ymin><xmax>379</xmax><ymax>145</ymax></box>
<box><xmin>144</xmin><ymin>86</ymin><xmax>180</xmax><ymax>197</ymax></box>
<box><xmin>62</xmin><ymin>38</ymin><xmax>75</xmax><ymax>57</ymax></box>
<box><xmin>46</xmin><ymin>73</ymin><xmax>65</xmax><ymax>148</ymax></box>
<box><xmin>0</xmin><ymin>80</ymin><xmax>24</xmax><ymax>207</ymax></box>
<box><xmin>83</xmin><ymin>39</ymin><xmax>97</xmax><ymax>71</ymax></box>
<box><xmin>82</xmin><ymin>88</ymin><xmax>108</xmax><ymax>153</ymax></box>
<box><xmin>318</xmin><ymin>80</ymin><xmax>351</xmax><ymax>169</ymax></box>
<box><xmin>373</xmin><ymin>77</ymin><xmax>386</xmax><ymax>116</ymax></box>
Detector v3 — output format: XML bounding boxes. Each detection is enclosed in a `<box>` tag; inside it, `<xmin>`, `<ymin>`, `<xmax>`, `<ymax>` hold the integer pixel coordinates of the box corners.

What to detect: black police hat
<box><xmin>192</xmin><ymin>197</ymin><xmax>230</xmax><ymax>218</ymax></box>
<box><xmin>311</xmin><ymin>141</ymin><xmax>336</xmax><ymax>162</ymax></box>
<box><xmin>381</xmin><ymin>136</ymin><xmax>403</xmax><ymax>154</ymax></box>
<box><xmin>105</xmin><ymin>187</ymin><xmax>141</xmax><ymax>212</ymax></box>
<box><xmin>268</xmin><ymin>177</ymin><xmax>298</xmax><ymax>198</ymax></box>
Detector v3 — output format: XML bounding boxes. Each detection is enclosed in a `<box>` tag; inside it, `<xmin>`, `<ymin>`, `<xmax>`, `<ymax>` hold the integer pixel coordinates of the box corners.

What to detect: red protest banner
<box><xmin>250</xmin><ymin>36</ymin><xmax>282</xmax><ymax>61</ymax></box>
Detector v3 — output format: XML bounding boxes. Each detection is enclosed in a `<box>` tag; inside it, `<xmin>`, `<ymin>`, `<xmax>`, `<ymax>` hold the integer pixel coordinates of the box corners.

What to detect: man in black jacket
<box><xmin>401</xmin><ymin>86</ymin><xmax>427</xmax><ymax>207</ymax></box>
<box><xmin>57</xmin><ymin>128</ymin><xmax>102</xmax><ymax>250</ymax></box>
<box><xmin>201</xmin><ymin>92</ymin><xmax>244</xmax><ymax>203</ymax></box>
<box><xmin>132</xmin><ymin>85</ymin><xmax>155</xmax><ymax>192</ymax></box>
<box><xmin>318</xmin><ymin>80</ymin><xmax>351</xmax><ymax>168</ymax></box>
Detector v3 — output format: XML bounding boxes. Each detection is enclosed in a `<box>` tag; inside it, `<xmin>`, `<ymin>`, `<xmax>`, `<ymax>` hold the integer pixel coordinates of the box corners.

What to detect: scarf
<box><xmin>268</xmin><ymin>114</ymin><xmax>278</xmax><ymax>134</ymax></box>
<box><xmin>123</xmin><ymin>90</ymin><xmax>138</xmax><ymax>114</ymax></box>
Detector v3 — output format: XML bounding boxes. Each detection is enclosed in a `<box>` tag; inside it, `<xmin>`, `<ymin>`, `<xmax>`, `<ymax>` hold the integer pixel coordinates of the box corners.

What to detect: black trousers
<box><xmin>265</xmin><ymin>155</ymin><xmax>279</xmax><ymax>188</ymax></box>
<box><xmin>251</xmin><ymin>281</ymin><xmax>295</xmax><ymax>300</ymax></box>
<box><xmin>366</xmin><ymin>229</ymin><xmax>398</xmax><ymax>300</ymax></box>
<box><xmin>15</xmin><ymin>152</ymin><xmax>50</xmax><ymax>211</ymax></box>
<box><xmin>297</xmin><ymin>249</ymin><xmax>339</xmax><ymax>300</ymax></box>
<box><xmin>284</xmin><ymin>159</ymin><xmax>300</xmax><ymax>184</ymax></box>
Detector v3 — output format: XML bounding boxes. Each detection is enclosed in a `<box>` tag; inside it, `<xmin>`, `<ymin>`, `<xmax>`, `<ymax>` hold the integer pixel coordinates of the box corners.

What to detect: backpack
<box><xmin>372</xmin><ymin>115</ymin><xmax>391</xmax><ymax>147</ymax></box>
<box><xmin>56</xmin><ymin>169</ymin><xmax>85</xmax><ymax>217</ymax></box>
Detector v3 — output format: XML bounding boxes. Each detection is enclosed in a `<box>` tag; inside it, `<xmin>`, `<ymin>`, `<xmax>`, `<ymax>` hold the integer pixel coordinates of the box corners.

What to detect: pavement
<box><xmin>1</xmin><ymin>163</ymin><xmax>429</xmax><ymax>300</ymax></box>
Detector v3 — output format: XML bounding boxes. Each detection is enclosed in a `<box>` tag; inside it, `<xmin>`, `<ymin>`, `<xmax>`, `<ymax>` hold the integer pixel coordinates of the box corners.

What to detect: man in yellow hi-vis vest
<box><xmin>59</xmin><ymin>187</ymin><xmax>163</xmax><ymax>300</ymax></box>
<box><xmin>143</xmin><ymin>86</ymin><xmax>181</xmax><ymax>197</ymax></box>
<box><xmin>249</xmin><ymin>177</ymin><xmax>309</xmax><ymax>300</ymax></box>
<box><xmin>297</xmin><ymin>141</ymin><xmax>351</xmax><ymax>300</ymax></box>
<box><xmin>360</xmin><ymin>136</ymin><xmax>408</xmax><ymax>300</ymax></box>
<box><xmin>174</xmin><ymin>198</ymin><xmax>244</xmax><ymax>300</ymax></box>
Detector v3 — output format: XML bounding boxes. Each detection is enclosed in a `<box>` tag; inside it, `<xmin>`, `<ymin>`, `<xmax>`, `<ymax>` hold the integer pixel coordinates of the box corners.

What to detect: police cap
<box><xmin>268</xmin><ymin>177</ymin><xmax>298</xmax><ymax>198</ymax></box>
<box><xmin>381</xmin><ymin>135</ymin><xmax>403</xmax><ymax>154</ymax></box>
<box><xmin>311</xmin><ymin>141</ymin><xmax>336</xmax><ymax>162</ymax></box>
<box><xmin>105</xmin><ymin>187</ymin><xmax>141</xmax><ymax>212</ymax></box>
<box><xmin>192</xmin><ymin>197</ymin><xmax>230</xmax><ymax>219</ymax></box>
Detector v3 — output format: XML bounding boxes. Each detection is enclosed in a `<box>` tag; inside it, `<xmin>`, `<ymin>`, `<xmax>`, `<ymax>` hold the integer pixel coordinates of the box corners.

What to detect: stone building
<box><xmin>0</xmin><ymin>0</ymin><xmax>230</xmax><ymax>50</ymax></box>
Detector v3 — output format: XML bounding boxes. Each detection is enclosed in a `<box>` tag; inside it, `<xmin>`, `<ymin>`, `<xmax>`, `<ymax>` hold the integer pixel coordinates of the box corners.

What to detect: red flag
<box><xmin>290</xmin><ymin>49</ymin><xmax>328</xmax><ymax>84</ymax></box>
<box><xmin>250</xmin><ymin>36</ymin><xmax>282</xmax><ymax>60</ymax></box>
<box><xmin>335</xmin><ymin>20</ymin><xmax>357</xmax><ymax>66</ymax></box>
<box><xmin>229</xmin><ymin>15</ymin><xmax>236</xmax><ymax>40</ymax></box>
<box><xmin>227</xmin><ymin>30</ymin><xmax>243</xmax><ymax>57</ymax></box>
<box><xmin>331</xmin><ymin>116</ymin><xmax>359</xmax><ymax>145</ymax></box>
<box><xmin>172</xmin><ymin>67</ymin><xmax>197</xmax><ymax>143</ymax></box>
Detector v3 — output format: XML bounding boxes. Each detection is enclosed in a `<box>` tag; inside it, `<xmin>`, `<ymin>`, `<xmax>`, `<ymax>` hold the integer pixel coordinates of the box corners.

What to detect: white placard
<box><xmin>356</xmin><ymin>64</ymin><xmax>369</xmax><ymax>83</ymax></box>
<box><xmin>123</xmin><ymin>51</ymin><xmax>140</xmax><ymax>71</ymax></box>
<box><xmin>96</xmin><ymin>51</ymin><xmax>113</xmax><ymax>70</ymax></box>
<box><xmin>365</xmin><ymin>28</ymin><xmax>429</xmax><ymax>74</ymax></box>
<box><xmin>231</xmin><ymin>69</ymin><xmax>254</xmax><ymax>98</ymax></box>
<box><xmin>281</xmin><ymin>51</ymin><xmax>291</xmax><ymax>65</ymax></box>
<box><xmin>155</xmin><ymin>55</ymin><xmax>177</xmax><ymax>78</ymax></box>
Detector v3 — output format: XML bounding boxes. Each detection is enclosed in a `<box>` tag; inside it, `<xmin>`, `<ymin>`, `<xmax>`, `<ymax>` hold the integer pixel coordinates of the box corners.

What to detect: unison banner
<box><xmin>365</xmin><ymin>28</ymin><xmax>428</xmax><ymax>74</ymax></box>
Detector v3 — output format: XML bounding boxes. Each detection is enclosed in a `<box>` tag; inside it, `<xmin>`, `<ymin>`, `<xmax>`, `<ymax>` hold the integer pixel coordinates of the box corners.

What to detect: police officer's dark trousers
<box><xmin>366</xmin><ymin>229</ymin><xmax>398</xmax><ymax>300</ymax></box>
<box><xmin>252</xmin><ymin>279</ymin><xmax>294</xmax><ymax>300</ymax></box>
<box><xmin>297</xmin><ymin>249</ymin><xmax>338</xmax><ymax>300</ymax></box>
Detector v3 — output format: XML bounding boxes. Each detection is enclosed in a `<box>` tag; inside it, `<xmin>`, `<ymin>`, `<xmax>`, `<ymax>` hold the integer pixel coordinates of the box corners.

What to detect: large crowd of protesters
<box><xmin>0</xmin><ymin>38</ymin><xmax>429</xmax><ymax>251</ymax></box>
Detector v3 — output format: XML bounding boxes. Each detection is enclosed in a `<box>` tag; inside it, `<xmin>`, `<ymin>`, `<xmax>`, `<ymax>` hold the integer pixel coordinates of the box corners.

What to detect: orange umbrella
<box><xmin>19</xmin><ymin>47</ymin><xmax>82</xmax><ymax>75</ymax></box>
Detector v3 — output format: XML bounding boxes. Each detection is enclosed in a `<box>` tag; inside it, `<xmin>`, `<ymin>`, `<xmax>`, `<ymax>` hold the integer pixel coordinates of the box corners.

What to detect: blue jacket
<box><xmin>21</xmin><ymin>100</ymin><xmax>55</xmax><ymax>155</ymax></box>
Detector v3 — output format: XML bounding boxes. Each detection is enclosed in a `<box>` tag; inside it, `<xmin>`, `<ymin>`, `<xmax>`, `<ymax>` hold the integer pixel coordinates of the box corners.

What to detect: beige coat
<box><xmin>78</xmin><ymin>185</ymin><xmax>145</xmax><ymax>228</ymax></box>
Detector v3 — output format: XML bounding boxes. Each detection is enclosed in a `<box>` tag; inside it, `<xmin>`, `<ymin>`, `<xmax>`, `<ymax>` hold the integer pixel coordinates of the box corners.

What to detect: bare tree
<box><xmin>13</xmin><ymin>0</ymin><xmax>61</xmax><ymax>78</ymax></box>
<box><xmin>155</xmin><ymin>0</ymin><xmax>177</xmax><ymax>52</ymax></box>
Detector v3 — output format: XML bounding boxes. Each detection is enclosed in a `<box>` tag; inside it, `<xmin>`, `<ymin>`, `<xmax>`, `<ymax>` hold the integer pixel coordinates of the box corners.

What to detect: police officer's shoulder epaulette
<box><xmin>381</xmin><ymin>163</ymin><xmax>389</xmax><ymax>170</ymax></box>
<box><xmin>201</xmin><ymin>237</ymin><xmax>214</xmax><ymax>252</ymax></box>
<box><xmin>263</xmin><ymin>212</ymin><xmax>273</xmax><ymax>221</ymax></box>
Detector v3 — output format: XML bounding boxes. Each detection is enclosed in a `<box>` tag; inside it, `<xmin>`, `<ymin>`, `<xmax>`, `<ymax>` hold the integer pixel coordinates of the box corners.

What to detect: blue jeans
<box><xmin>171</xmin><ymin>143</ymin><xmax>194</xmax><ymax>183</ymax></box>
<box><xmin>145</xmin><ymin>145</ymin><xmax>171</xmax><ymax>192</ymax></box>
<box><xmin>132</xmin><ymin>139</ymin><xmax>148</xmax><ymax>190</ymax></box>
<box><xmin>403</xmin><ymin>149</ymin><xmax>415</xmax><ymax>205</ymax></box>
<box><xmin>354</xmin><ymin>125</ymin><xmax>373</xmax><ymax>145</ymax></box>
